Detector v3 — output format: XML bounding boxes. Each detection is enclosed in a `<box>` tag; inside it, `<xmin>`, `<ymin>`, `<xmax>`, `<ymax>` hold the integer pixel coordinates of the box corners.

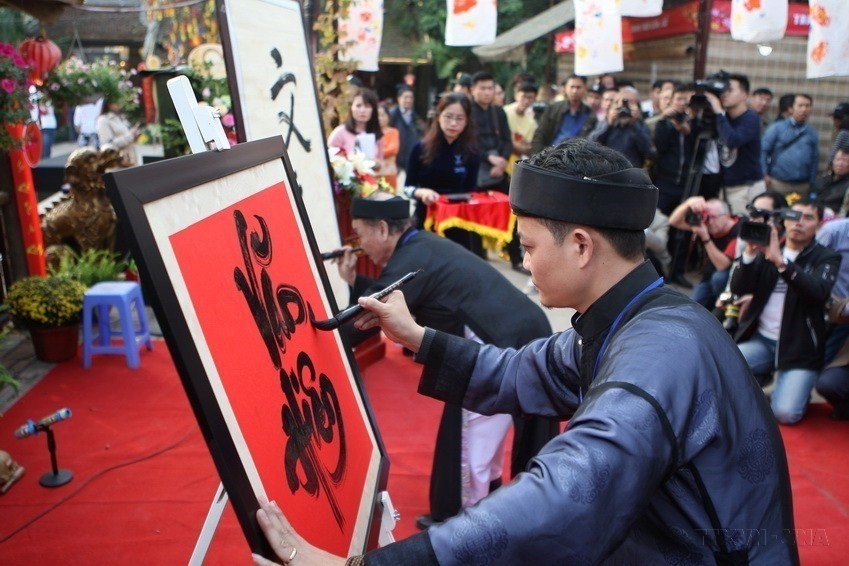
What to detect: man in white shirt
<box><xmin>730</xmin><ymin>198</ymin><xmax>840</xmax><ymax>424</ymax></box>
<box><xmin>74</xmin><ymin>97</ymin><xmax>104</xmax><ymax>148</ymax></box>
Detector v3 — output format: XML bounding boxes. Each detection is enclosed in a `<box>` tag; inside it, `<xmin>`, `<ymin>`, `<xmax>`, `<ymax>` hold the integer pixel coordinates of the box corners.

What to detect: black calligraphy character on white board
<box><xmin>270</xmin><ymin>47</ymin><xmax>312</xmax><ymax>152</ymax></box>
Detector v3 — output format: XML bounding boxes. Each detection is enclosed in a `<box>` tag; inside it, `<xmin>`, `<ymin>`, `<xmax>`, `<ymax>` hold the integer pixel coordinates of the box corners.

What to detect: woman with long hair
<box><xmin>403</xmin><ymin>92</ymin><xmax>479</xmax><ymax>250</ymax></box>
<box><xmin>327</xmin><ymin>87</ymin><xmax>383</xmax><ymax>161</ymax></box>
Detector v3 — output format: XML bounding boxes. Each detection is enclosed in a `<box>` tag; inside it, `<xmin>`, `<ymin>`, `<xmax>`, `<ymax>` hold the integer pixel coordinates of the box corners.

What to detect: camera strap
<box><xmin>767</xmin><ymin>126</ymin><xmax>807</xmax><ymax>173</ymax></box>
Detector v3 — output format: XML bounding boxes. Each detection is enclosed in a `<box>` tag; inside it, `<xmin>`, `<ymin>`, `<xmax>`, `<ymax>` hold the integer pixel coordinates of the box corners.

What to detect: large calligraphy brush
<box><xmin>311</xmin><ymin>270</ymin><xmax>422</xmax><ymax>331</ymax></box>
<box><xmin>320</xmin><ymin>247</ymin><xmax>363</xmax><ymax>261</ymax></box>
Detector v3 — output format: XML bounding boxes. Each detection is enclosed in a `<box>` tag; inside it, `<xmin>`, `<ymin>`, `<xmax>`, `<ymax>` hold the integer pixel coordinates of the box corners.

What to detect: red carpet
<box><xmin>0</xmin><ymin>340</ymin><xmax>847</xmax><ymax>563</ymax></box>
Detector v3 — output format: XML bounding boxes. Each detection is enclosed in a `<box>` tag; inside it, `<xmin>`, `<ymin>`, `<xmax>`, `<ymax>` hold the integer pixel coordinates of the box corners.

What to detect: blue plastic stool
<box><xmin>82</xmin><ymin>281</ymin><xmax>153</xmax><ymax>369</ymax></box>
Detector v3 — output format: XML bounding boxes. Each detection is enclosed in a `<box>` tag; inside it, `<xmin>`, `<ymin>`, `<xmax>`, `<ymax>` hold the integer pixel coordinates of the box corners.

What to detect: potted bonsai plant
<box><xmin>4</xmin><ymin>275</ymin><xmax>87</xmax><ymax>363</ymax></box>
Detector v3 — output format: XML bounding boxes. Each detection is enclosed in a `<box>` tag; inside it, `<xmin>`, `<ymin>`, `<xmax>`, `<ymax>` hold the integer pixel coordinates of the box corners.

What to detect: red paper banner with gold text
<box><xmin>6</xmin><ymin>123</ymin><xmax>47</xmax><ymax>276</ymax></box>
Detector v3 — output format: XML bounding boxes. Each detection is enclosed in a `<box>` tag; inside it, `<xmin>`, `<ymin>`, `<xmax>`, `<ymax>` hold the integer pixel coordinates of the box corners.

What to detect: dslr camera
<box><xmin>739</xmin><ymin>205</ymin><xmax>802</xmax><ymax>246</ymax></box>
<box><xmin>715</xmin><ymin>292</ymin><xmax>741</xmax><ymax>334</ymax></box>
<box><xmin>616</xmin><ymin>105</ymin><xmax>632</xmax><ymax>119</ymax></box>
<box><xmin>694</xmin><ymin>70</ymin><xmax>732</xmax><ymax>97</ymax></box>
<box><xmin>685</xmin><ymin>209</ymin><xmax>708</xmax><ymax>226</ymax></box>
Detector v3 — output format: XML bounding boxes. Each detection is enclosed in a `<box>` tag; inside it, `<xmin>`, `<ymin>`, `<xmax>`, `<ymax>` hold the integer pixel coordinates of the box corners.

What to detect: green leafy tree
<box><xmin>0</xmin><ymin>8</ymin><xmax>38</xmax><ymax>45</ymax></box>
<box><xmin>386</xmin><ymin>0</ymin><xmax>555</xmax><ymax>89</ymax></box>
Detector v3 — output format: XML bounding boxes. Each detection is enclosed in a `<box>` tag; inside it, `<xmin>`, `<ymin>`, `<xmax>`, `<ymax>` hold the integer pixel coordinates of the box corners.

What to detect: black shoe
<box><xmin>667</xmin><ymin>273</ymin><xmax>693</xmax><ymax>289</ymax></box>
<box><xmin>829</xmin><ymin>409</ymin><xmax>849</xmax><ymax>421</ymax></box>
<box><xmin>415</xmin><ymin>514</ymin><xmax>441</xmax><ymax>530</ymax></box>
<box><xmin>754</xmin><ymin>372</ymin><xmax>774</xmax><ymax>388</ymax></box>
<box><xmin>512</xmin><ymin>263</ymin><xmax>531</xmax><ymax>276</ymax></box>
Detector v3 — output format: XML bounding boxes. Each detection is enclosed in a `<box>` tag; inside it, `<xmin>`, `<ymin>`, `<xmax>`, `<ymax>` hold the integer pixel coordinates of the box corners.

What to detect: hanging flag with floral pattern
<box><xmin>617</xmin><ymin>0</ymin><xmax>662</xmax><ymax>17</ymax></box>
<box><xmin>730</xmin><ymin>0</ymin><xmax>787</xmax><ymax>44</ymax></box>
<box><xmin>339</xmin><ymin>0</ymin><xmax>384</xmax><ymax>72</ymax></box>
<box><xmin>807</xmin><ymin>0</ymin><xmax>849</xmax><ymax>78</ymax></box>
<box><xmin>574</xmin><ymin>0</ymin><xmax>623</xmax><ymax>76</ymax></box>
<box><xmin>445</xmin><ymin>0</ymin><xmax>497</xmax><ymax>47</ymax></box>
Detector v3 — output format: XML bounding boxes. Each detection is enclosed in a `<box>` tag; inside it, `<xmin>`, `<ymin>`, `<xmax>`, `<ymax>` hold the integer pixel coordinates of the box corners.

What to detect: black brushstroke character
<box><xmin>281</xmin><ymin>352</ymin><xmax>347</xmax><ymax>530</ymax></box>
<box><xmin>233</xmin><ymin>210</ymin><xmax>307</xmax><ymax>369</ymax></box>
<box><xmin>270</xmin><ymin>47</ymin><xmax>312</xmax><ymax>152</ymax></box>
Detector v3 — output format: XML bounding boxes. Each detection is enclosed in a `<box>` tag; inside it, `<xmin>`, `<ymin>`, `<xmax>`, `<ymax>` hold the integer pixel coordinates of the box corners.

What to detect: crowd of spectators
<box><xmin>340</xmin><ymin>68</ymin><xmax>849</xmax><ymax>426</ymax></box>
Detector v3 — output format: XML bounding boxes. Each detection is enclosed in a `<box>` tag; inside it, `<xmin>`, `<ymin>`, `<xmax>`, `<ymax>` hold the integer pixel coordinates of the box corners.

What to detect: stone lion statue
<box><xmin>41</xmin><ymin>145</ymin><xmax>123</xmax><ymax>267</ymax></box>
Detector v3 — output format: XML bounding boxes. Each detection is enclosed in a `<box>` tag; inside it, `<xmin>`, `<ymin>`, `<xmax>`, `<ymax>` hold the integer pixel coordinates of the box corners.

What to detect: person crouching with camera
<box><xmin>589</xmin><ymin>87</ymin><xmax>654</xmax><ymax>168</ymax></box>
<box><xmin>669</xmin><ymin>196</ymin><xmax>741</xmax><ymax>307</ymax></box>
<box><xmin>730</xmin><ymin>198</ymin><xmax>840</xmax><ymax>424</ymax></box>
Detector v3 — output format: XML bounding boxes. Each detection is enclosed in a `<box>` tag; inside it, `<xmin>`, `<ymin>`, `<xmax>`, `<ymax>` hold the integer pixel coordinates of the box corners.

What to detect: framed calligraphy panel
<box><xmin>217</xmin><ymin>0</ymin><xmax>348</xmax><ymax>304</ymax></box>
<box><xmin>105</xmin><ymin>137</ymin><xmax>388</xmax><ymax>559</ymax></box>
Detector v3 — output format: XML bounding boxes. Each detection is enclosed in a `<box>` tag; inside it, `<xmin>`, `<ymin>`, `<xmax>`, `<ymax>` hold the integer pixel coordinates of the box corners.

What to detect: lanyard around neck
<box><xmin>587</xmin><ymin>277</ymin><xmax>664</xmax><ymax>398</ymax></box>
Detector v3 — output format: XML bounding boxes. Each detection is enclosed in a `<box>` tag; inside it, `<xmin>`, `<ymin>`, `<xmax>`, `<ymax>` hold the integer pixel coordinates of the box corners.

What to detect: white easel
<box><xmin>165</xmin><ymin>75</ymin><xmax>398</xmax><ymax>564</ymax></box>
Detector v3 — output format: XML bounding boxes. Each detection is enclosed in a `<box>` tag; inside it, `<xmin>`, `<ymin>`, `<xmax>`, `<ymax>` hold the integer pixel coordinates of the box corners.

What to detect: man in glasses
<box><xmin>669</xmin><ymin>195</ymin><xmax>741</xmax><ymax>308</ymax></box>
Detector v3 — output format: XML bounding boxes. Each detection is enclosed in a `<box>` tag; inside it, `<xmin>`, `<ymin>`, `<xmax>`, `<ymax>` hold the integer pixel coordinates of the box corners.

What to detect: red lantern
<box><xmin>19</xmin><ymin>36</ymin><xmax>62</xmax><ymax>86</ymax></box>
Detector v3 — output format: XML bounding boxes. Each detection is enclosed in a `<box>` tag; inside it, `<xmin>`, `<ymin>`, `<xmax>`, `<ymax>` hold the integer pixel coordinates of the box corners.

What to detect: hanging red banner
<box><xmin>141</xmin><ymin>74</ymin><xmax>156</xmax><ymax>124</ymax></box>
<box><xmin>5</xmin><ymin>123</ymin><xmax>47</xmax><ymax>276</ymax></box>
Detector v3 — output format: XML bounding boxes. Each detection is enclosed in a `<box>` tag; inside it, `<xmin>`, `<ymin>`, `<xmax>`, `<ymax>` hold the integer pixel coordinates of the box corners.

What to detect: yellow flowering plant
<box><xmin>4</xmin><ymin>276</ymin><xmax>87</xmax><ymax>329</ymax></box>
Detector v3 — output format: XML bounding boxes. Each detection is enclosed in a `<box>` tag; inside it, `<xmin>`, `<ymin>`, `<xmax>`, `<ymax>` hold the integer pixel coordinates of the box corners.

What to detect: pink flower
<box><xmin>12</xmin><ymin>56</ymin><xmax>27</xmax><ymax>68</ymax></box>
<box><xmin>1</xmin><ymin>78</ymin><xmax>15</xmax><ymax>93</ymax></box>
<box><xmin>221</xmin><ymin>113</ymin><xmax>235</xmax><ymax>127</ymax></box>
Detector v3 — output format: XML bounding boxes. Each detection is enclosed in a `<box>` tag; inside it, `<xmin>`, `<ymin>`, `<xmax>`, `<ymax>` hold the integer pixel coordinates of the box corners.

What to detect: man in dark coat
<box><xmin>531</xmin><ymin>74</ymin><xmax>598</xmax><ymax>155</ymax></box>
<box><xmin>256</xmin><ymin>140</ymin><xmax>798</xmax><ymax>566</ymax></box>
<box><xmin>731</xmin><ymin>198</ymin><xmax>840</xmax><ymax>424</ymax></box>
<box><xmin>335</xmin><ymin>193</ymin><xmax>557</xmax><ymax>530</ymax></box>
<box><xmin>388</xmin><ymin>85</ymin><xmax>420</xmax><ymax>176</ymax></box>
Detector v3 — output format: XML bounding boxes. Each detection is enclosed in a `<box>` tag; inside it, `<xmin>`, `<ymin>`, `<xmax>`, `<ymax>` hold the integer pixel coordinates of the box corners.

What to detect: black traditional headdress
<box><xmin>351</xmin><ymin>196</ymin><xmax>410</xmax><ymax>220</ymax></box>
<box><xmin>510</xmin><ymin>161</ymin><xmax>658</xmax><ymax>230</ymax></box>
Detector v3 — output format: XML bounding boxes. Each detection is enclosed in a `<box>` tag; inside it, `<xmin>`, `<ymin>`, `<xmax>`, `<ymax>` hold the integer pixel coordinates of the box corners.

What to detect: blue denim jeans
<box><xmin>737</xmin><ymin>332</ymin><xmax>818</xmax><ymax>424</ymax></box>
<box><xmin>691</xmin><ymin>269</ymin><xmax>730</xmax><ymax>309</ymax></box>
<box><xmin>816</xmin><ymin>365</ymin><xmax>849</xmax><ymax>418</ymax></box>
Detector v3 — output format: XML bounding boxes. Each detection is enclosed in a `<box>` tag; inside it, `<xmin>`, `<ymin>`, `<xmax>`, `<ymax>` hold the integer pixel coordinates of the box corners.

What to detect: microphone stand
<box><xmin>39</xmin><ymin>426</ymin><xmax>73</xmax><ymax>488</ymax></box>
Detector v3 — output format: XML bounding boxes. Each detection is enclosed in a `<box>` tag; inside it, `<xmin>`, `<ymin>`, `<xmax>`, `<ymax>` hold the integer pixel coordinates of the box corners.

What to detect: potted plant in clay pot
<box><xmin>4</xmin><ymin>276</ymin><xmax>87</xmax><ymax>363</ymax></box>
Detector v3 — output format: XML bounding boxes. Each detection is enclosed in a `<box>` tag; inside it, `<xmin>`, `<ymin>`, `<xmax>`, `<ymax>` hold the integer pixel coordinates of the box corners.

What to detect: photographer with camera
<box><xmin>701</xmin><ymin>72</ymin><xmax>765</xmax><ymax>216</ymax></box>
<box><xmin>731</xmin><ymin>198</ymin><xmax>840</xmax><ymax>424</ymax></box>
<box><xmin>589</xmin><ymin>87</ymin><xmax>654</xmax><ymax>168</ymax></box>
<box><xmin>714</xmin><ymin>192</ymin><xmax>789</xmax><ymax>337</ymax></box>
<box><xmin>653</xmin><ymin>84</ymin><xmax>696</xmax><ymax>215</ymax></box>
<box><xmin>669</xmin><ymin>196</ymin><xmax>741</xmax><ymax>307</ymax></box>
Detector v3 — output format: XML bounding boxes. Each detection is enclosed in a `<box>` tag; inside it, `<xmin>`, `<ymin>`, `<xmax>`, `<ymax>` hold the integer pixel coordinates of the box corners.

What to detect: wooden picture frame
<box><xmin>105</xmin><ymin>137</ymin><xmax>388</xmax><ymax>558</ymax></box>
<box><xmin>216</xmin><ymin>0</ymin><xmax>347</xmax><ymax>302</ymax></box>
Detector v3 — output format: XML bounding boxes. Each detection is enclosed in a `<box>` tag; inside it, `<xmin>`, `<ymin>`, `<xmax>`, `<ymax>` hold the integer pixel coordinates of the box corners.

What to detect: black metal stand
<box><xmin>38</xmin><ymin>427</ymin><xmax>73</xmax><ymax>488</ymax></box>
<box><xmin>669</xmin><ymin>132</ymin><xmax>714</xmax><ymax>277</ymax></box>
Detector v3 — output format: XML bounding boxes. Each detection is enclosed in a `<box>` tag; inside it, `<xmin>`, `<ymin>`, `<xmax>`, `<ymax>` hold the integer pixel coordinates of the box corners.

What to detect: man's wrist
<box><xmin>702</xmin><ymin>238</ymin><xmax>711</xmax><ymax>245</ymax></box>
